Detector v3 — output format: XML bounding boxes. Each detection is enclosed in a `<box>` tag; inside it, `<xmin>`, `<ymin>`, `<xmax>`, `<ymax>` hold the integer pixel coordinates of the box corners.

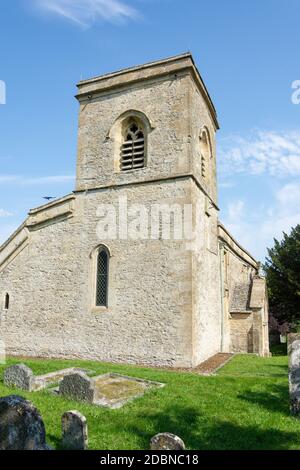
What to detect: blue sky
<box><xmin>0</xmin><ymin>0</ymin><xmax>299</xmax><ymax>260</ymax></box>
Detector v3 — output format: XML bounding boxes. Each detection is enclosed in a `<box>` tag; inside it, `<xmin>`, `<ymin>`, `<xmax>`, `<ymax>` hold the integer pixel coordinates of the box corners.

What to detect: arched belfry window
<box><xmin>96</xmin><ymin>248</ymin><xmax>109</xmax><ymax>307</ymax></box>
<box><xmin>121</xmin><ymin>120</ymin><xmax>145</xmax><ymax>171</ymax></box>
<box><xmin>199</xmin><ymin>128</ymin><xmax>212</xmax><ymax>179</ymax></box>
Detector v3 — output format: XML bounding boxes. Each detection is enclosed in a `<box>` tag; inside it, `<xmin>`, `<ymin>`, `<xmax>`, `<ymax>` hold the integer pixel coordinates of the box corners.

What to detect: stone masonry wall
<box><xmin>76</xmin><ymin>72</ymin><xmax>191</xmax><ymax>192</ymax></box>
<box><xmin>0</xmin><ymin>54</ymin><xmax>266</xmax><ymax>365</ymax></box>
<box><xmin>191</xmin><ymin>181</ymin><xmax>221</xmax><ymax>365</ymax></box>
<box><xmin>229</xmin><ymin>313</ymin><xmax>254</xmax><ymax>353</ymax></box>
<box><xmin>189</xmin><ymin>78</ymin><xmax>218</xmax><ymax>205</ymax></box>
<box><xmin>0</xmin><ymin>179</ymin><xmax>195</xmax><ymax>367</ymax></box>
<box><xmin>219</xmin><ymin>233</ymin><xmax>258</xmax><ymax>354</ymax></box>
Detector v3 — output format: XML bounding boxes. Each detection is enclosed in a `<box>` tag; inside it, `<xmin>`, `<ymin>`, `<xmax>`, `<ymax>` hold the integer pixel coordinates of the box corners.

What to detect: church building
<box><xmin>0</xmin><ymin>53</ymin><xmax>269</xmax><ymax>367</ymax></box>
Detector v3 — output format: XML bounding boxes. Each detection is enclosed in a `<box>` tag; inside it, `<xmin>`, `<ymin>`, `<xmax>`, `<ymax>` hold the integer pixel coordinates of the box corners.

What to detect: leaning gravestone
<box><xmin>288</xmin><ymin>334</ymin><xmax>300</xmax><ymax>416</ymax></box>
<box><xmin>150</xmin><ymin>433</ymin><xmax>186</xmax><ymax>450</ymax></box>
<box><xmin>4</xmin><ymin>364</ymin><xmax>34</xmax><ymax>391</ymax></box>
<box><xmin>0</xmin><ymin>395</ymin><xmax>49</xmax><ymax>450</ymax></box>
<box><xmin>59</xmin><ymin>372</ymin><xmax>95</xmax><ymax>403</ymax></box>
<box><xmin>61</xmin><ymin>410</ymin><xmax>88</xmax><ymax>450</ymax></box>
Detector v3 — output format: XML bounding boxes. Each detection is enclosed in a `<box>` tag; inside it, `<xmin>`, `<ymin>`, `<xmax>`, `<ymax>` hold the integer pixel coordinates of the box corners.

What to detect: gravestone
<box><xmin>288</xmin><ymin>334</ymin><xmax>300</xmax><ymax>349</ymax></box>
<box><xmin>0</xmin><ymin>395</ymin><xmax>48</xmax><ymax>450</ymax></box>
<box><xmin>61</xmin><ymin>410</ymin><xmax>88</xmax><ymax>450</ymax></box>
<box><xmin>32</xmin><ymin>367</ymin><xmax>93</xmax><ymax>391</ymax></box>
<box><xmin>58</xmin><ymin>371</ymin><xmax>164</xmax><ymax>409</ymax></box>
<box><xmin>3</xmin><ymin>364</ymin><xmax>34</xmax><ymax>391</ymax></box>
<box><xmin>59</xmin><ymin>372</ymin><xmax>95</xmax><ymax>403</ymax></box>
<box><xmin>288</xmin><ymin>334</ymin><xmax>300</xmax><ymax>416</ymax></box>
<box><xmin>4</xmin><ymin>363</ymin><xmax>93</xmax><ymax>392</ymax></box>
<box><xmin>150</xmin><ymin>433</ymin><xmax>186</xmax><ymax>450</ymax></box>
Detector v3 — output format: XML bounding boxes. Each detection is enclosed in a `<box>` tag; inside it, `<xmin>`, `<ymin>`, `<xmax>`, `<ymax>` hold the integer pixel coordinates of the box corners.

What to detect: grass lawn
<box><xmin>0</xmin><ymin>346</ymin><xmax>298</xmax><ymax>450</ymax></box>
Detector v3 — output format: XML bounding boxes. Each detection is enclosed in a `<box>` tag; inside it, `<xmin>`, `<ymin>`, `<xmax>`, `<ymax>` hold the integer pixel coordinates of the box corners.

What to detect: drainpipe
<box><xmin>219</xmin><ymin>242</ymin><xmax>225</xmax><ymax>352</ymax></box>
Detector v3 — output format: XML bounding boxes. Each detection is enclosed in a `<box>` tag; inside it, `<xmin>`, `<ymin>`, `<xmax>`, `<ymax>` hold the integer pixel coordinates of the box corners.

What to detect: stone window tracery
<box><xmin>120</xmin><ymin>121</ymin><xmax>145</xmax><ymax>171</ymax></box>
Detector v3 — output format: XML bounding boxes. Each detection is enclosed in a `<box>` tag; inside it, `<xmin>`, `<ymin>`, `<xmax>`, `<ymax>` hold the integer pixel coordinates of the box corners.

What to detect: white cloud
<box><xmin>0</xmin><ymin>175</ymin><xmax>75</xmax><ymax>186</ymax></box>
<box><xmin>22</xmin><ymin>175</ymin><xmax>75</xmax><ymax>185</ymax></box>
<box><xmin>276</xmin><ymin>182</ymin><xmax>300</xmax><ymax>206</ymax></box>
<box><xmin>0</xmin><ymin>209</ymin><xmax>13</xmax><ymax>218</ymax></box>
<box><xmin>33</xmin><ymin>0</ymin><xmax>139</xmax><ymax>28</ymax></box>
<box><xmin>227</xmin><ymin>200</ymin><xmax>244</xmax><ymax>220</ymax></box>
<box><xmin>259</xmin><ymin>183</ymin><xmax>300</xmax><ymax>243</ymax></box>
<box><xmin>222</xmin><ymin>182</ymin><xmax>300</xmax><ymax>261</ymax></box>
<box><xmin>0</xmin><ymin>176</ymin><xmax>19</xmax><ymax>183</ymax></box>
<box><xmin>218</xmin><ymin>130</ymin><xmax>300</xmax><ymax>177</ymax></box>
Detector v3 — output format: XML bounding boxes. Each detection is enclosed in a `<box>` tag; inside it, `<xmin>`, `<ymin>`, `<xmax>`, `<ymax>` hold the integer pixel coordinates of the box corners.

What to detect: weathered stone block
<box><xmin>150</xmin><ymin>432</ymin><xmax>186</xmax><ymax>450</ymax></box>
<box><xmin>59</xmin><ymin>372</ymin><xmax>95</xmax><ymax>403</ymax></box>
<box><xmin>0</xmin><ymin>395</ymin><xmax>48</xmax><ymax>450</ymax></box>
<box><xmin>3</xmin><ymin>364</ymin><xmax>34</xmax><ymax>391</ymax></box>
<box><xmin>62</xmin><ymin>410</ymin><xmax>88</xmax><ymax>450</ymax></box>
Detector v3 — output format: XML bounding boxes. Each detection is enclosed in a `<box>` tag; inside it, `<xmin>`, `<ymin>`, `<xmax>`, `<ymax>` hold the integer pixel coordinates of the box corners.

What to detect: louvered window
<box><xmin>4</xmin><ymin>293</ymin><xmax>9</xmax><ymax>310</ymax></box>
<box><xmin>96</xmin><ymin>250</ymin><xmax>108</xmax><ymax>307</ymax></box>
<box><xmin>200</xmin><ymin>129</ymin><xmax>211</xmax><ymax>180</ymax></box>
<box><xmin>201</xmin><ymin>155</ymin><xmax>206</xmax><ymax>178</ymax></box>
<box><xmin>121</xmin><ymin>122</ymin><xmax>145</xmax><ymax>171</ymax></box>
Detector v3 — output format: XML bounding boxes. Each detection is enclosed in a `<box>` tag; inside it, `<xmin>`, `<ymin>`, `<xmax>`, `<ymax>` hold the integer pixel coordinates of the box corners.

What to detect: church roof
<box><xmin>218</xmin><ymin>223</ymin><xmax>258</xmax><ymax>269</ymax></box>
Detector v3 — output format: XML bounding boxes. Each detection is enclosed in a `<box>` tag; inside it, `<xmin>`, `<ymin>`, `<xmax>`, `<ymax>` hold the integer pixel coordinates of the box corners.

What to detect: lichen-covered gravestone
<box><xmin>150</xmin><ymin>433</ymin><xmax>186</xmax><ymax>450</ymax></box>
<box><xmin>288</xmin><ymin>335</ymin><xmax>300</xmax><ymax>416</ymax></box>
<box><xmin>4</xmin><ymin>364</ymin><xmax>34</xmax><ymax>391</ymax></box>
<box><xmin>0</xmin><ymin>395</ymin><xmax>49</xmax><ymax>450</ymax></box>
<box><xmin>61</xmin><ymin>411</ymin><xmax>88</xmax><ymax>450</ymax></box>
<box><xmin>59</xmin><ymin>372</ymin><xmax>95</xmax><ymax>403</ymax></box>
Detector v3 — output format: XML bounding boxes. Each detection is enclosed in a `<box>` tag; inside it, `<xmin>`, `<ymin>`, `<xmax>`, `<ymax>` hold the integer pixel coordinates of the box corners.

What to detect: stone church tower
<box><xmin>0</xmin><ymin>54</ymin><xmax>269</xmax><ymax>366</ymax></box>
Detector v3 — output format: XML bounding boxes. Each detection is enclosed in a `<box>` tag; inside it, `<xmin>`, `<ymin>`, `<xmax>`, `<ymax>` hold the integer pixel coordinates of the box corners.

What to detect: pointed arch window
<box><xmin>96</xmin><ymin>248</ymin><xmax>109</xmax><ymax>307</ymax></box>
<box><xmin>121</xmin><ymin>121</ymin><xmax>145</xmax><ymax>171</ymax></box>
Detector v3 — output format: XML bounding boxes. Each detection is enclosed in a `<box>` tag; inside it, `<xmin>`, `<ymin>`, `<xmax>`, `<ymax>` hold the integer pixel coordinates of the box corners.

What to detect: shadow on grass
<box><xmin>47</xmin><ymin>434</ymin><xmax>62</xmax><ymax>450</ymax></box>
<box><xmin>270</xmin><ymin>344</ymin><xmax>287</xmax><ymax>356</ymax></box>
<box><xmin>124</xmin><ymin>404</ymin><xmax>299</xmax><ymax>450</ymax></box>
<box><xmin>266</xmin><ymin>364</ymin><xmax>288</xmax><ymax>370</ymax></box>
<box><xmin>238</xmin><ymin>382</ymin><xmax>290</xmax><ymax>415</ymax></box>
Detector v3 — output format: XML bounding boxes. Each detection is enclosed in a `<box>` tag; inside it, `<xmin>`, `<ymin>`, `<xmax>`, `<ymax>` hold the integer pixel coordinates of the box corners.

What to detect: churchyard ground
<box><xmin>0</xmin><ymin>345</ymin><xmax>298</xmax><ymax>450</ymax></box>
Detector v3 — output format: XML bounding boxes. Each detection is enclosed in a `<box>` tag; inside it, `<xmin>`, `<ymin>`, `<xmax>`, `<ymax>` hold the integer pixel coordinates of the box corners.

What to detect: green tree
<box><xmin>264</xmin><ymin>225</ymin><xmax>300</xmax><ymax>325</ymax></box>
